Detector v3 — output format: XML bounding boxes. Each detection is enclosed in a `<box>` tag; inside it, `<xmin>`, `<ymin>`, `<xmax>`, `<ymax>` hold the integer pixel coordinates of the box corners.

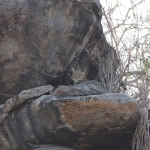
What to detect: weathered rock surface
<box><xmin>3</xmin><ymin>85</ymin><xmax>54</xmax><ymax>113</ymax></box>
<box><xmin>51</xmin><ymin>84</ymin><xmax>108</xmax><ymax>97</ymax></box>
<box><xmin>0</xmin><ymin>0</ymin><xmax>138</xmax><ymax>150</ymax></box>
<box><xmin>0</xmin><ymin>0</ymin><xmax>116</xmax><ymax>103</ymax></box>
<box><xmin>30</xmin><ymin>144</ymin><xmax>74</xmax><ymax>150</ymax></box>
<box><xmin>0</xmin><ymin>84</ymin><xmax>139</xmax><ymax>150</ymax></box>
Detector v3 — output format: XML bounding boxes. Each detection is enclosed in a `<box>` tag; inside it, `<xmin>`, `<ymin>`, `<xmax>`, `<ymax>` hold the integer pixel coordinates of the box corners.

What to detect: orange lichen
<box><xmin>57</xmin><ymin>98</ymin><xmax>138</xmax><ymax>131</ymax></box>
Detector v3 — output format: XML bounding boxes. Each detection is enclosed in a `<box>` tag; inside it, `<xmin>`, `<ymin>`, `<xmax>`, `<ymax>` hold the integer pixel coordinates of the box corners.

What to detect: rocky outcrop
<box><xmin>3</xmin><ymin>85</ymin><xmax>54</xmax><ymax>113</ymax></box>
<box><xmin>0</xmin><ymin>0</ymin><xmax>117</xmax><ymax>103</ymax></box>
<box><xmin>51</xmin><ymin>84</ymin><xmax>108</xmax><ymax>97</ymax></box>
<box><xmin>0</xmin><ymin>0</ymin><xmax>138</xmax><ymax>150</ymax></box>
<box><xmin>0</xmin><ymin>84</ymin><xmax>139</xmax><ymax>150</ymax></box>
<box><xmin>31</xmin><ymin>144</ymin><xmax>74</xmax><ymax>150</ymax></box>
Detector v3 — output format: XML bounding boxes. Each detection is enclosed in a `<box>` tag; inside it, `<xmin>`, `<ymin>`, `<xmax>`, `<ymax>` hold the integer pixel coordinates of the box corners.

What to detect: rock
<box><xmin>30</xmin><ymin>144</ymin><xmax>74</xmax><ymax>150</ymax></box>
<box><xmin>0</xmin><ymin>93</ymin><xmax>14</xmax><ymax>104</ymax></box>
<box><xmin>0</xmin><ymin>0</ymin><xmax>132</xmax><ymax>149</ymax></box>
<box><xmin>0</xmin><ymin>91</ymin><xmax>139</xmax><ymax>150</ymax></box>
<box><xmin>3</xmin><ymin>85</ymin><xmax>54</xmax><ymax>113</ymax></box>
<box><xmin>51</xmin><ymin>84</ymin><xmax>108</xmax><ymax>97</ymax></box>
<box><xmin>0</xmin><ymin>105</ymin><xmax>4</xmax><ymax>112</ymax></box>
<box><xmin>0</xmin><ymin>0</ymin><xmax>117</xmax><ymax>103</ymax></box>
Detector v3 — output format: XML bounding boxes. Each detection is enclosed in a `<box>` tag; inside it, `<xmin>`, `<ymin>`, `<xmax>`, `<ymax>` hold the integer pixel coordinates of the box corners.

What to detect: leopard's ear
<box><xmin>71</xmin><ymin>68</ymin><xmax>75</xmax><ymax>72</ymax></box>
<box><xmin>83</xmin><ymin>71</ymin><xmax>86</xmax><ymax>75</ymax></box>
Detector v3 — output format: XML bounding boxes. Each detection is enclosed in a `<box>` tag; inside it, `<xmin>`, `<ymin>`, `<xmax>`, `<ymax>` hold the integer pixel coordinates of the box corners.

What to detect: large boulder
<box><xmin>0</xmin><ymin>0</ymin><xmax>117</xmax><ymax>103</ymax></box>
<box><xmin>0</xmin><ymin>84</ymin><xmax>139</xmax><ymax>150</ymax></box>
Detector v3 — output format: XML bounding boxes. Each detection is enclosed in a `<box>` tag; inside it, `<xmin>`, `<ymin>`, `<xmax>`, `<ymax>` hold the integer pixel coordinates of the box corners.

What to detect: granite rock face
<box><xmin>0</xmin><ymin>1</ymin><xmax>136</xmax><ymax>150</ymax></box>
<box><xmin>3</xmin><ymin>85</ymin><xmax>54</xmax><ymax>113</ymax></box>
<box><xmin>30</xmin><ymin>144</ymin><xmax>75</xmax><ymax>150</ymax></box>
<box><xmin>51</xmin><ymin>84</ymin><xmax>108</xmax><ymax>97</ymax></box>
<box><xmin>0</xmin><ymin>84</ymin><xmax>139</xmax><ymax>150</ymax></box>
<box><xmin>0</xmin><ymin>0</ymin><xmax>116</xmax><ymax>103</ymax></box>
